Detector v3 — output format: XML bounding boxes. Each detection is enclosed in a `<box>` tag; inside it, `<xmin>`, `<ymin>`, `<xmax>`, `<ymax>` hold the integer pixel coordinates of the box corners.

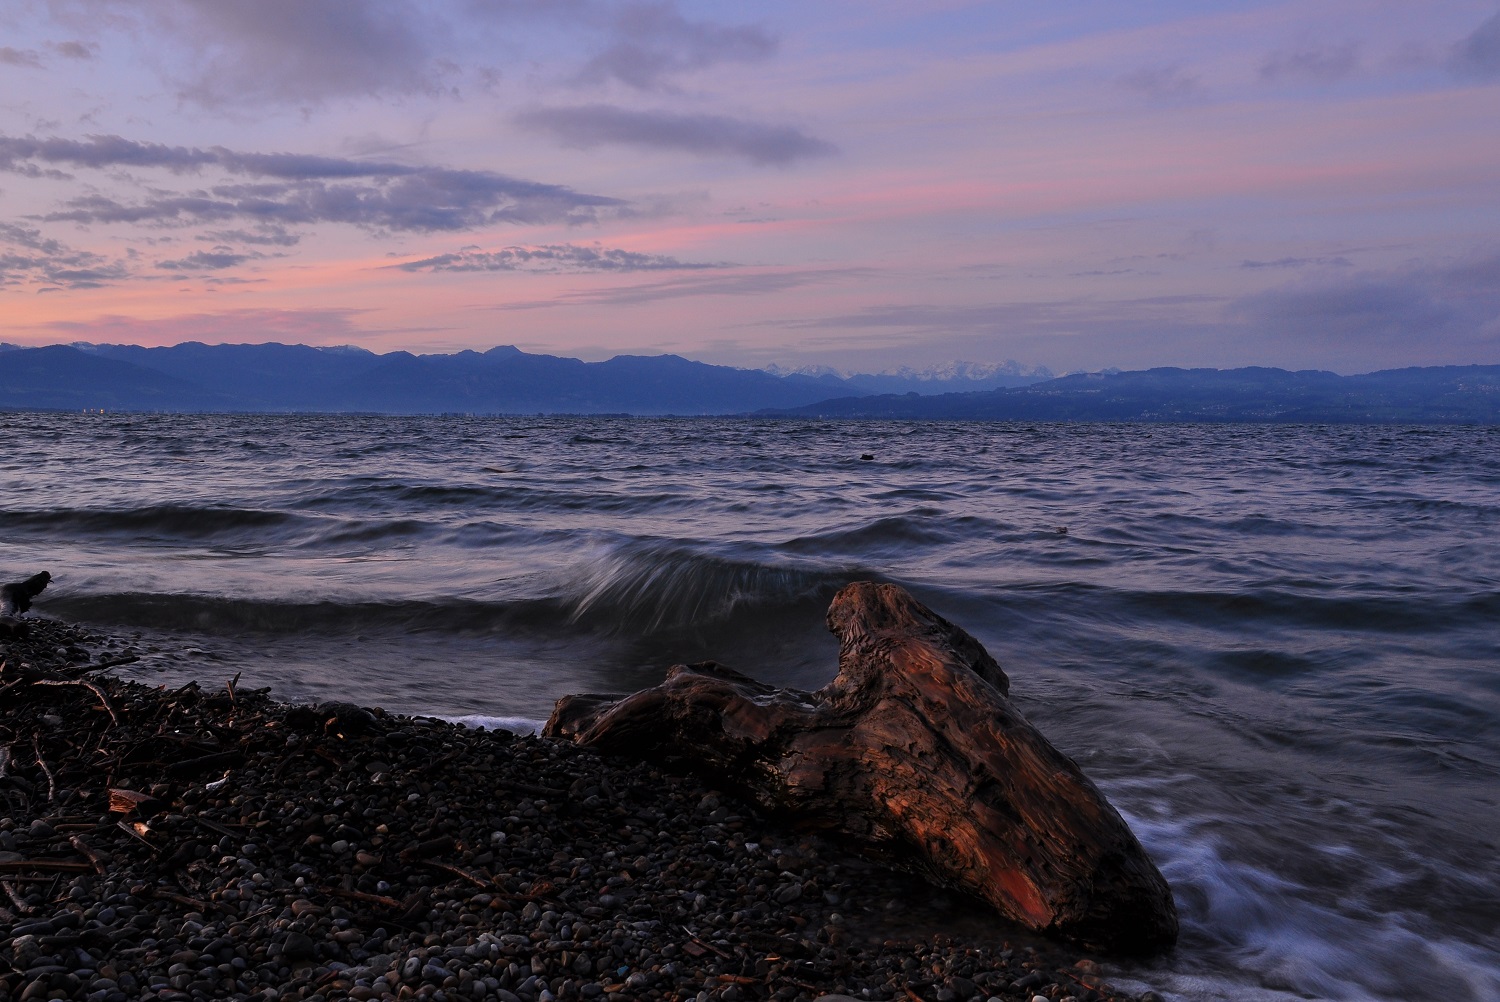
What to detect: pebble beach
<box><xmin>1</xmin><ymin>619</ymin><xmax>1160</xmax><ymax>1002</ymax></box>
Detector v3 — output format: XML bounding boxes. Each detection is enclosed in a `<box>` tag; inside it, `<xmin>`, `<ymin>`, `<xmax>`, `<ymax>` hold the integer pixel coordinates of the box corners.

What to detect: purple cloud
<box><xmin>157</xmin><ymin>249</ymin><xmax>256</xmax><ymax>271</ymax></box>
<box><xmin>577</xmin><ymin>3</ymin><xmax>777</xmax><ymax>90</ymax></box>
<box><xmin>0</xmin><ymin>133</ymin><xmax>623</xmax><ymax>232</ymax></box>
<box><xmin>50</xmin><ymin>40</ymin><xmax>96</xmax><ymax>60</ymax></box>
<box><xmin>1240</xmin><ymin>256</ymin><xmax>1354</xmax><ymax>269</ymax></box>
<box><xmin>1118</xmin><ymin>64</ymin><xmax>1201</xmax><ymax>100</ymax></box>
<box><xmin>1451</xmin><ymin>11</ymin><xmax>1500</xmax><ymax>79</ymax></box>
<box><xmin>0</xmin><ymin>221</ymin><xmax>128</xmax><ymax>289</ymax></box>
<box><xmin>1260</xmin><ymin>42</ymin><xmax>1361</xmax><ymax>84</ymax></box>
<box><xmin>1230</xmin><ymin>254</ymin><xmax>1500</xmax><ymax>352</ymax></box>
<box><xmin>0</xmin><ymin>47</ymin><xmax>44</xmax><ymax>69</ymax></box>
<box><xmin>392</xmin><ymin>242</ymin><xmax>728</xmax><ymax>273</ymax></box>
<box><xmin>515</xmin><ymin>105</ymin><xmax>836</xmax><ymax>166</ymax></box>
<box><xmin>46</xmin><ymin>0</ymin><xmax>449</xmax><ymax>106</ymax></box>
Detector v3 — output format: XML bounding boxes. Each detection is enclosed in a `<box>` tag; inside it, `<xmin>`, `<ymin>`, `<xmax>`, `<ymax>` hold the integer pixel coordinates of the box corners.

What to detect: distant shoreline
<box><xmin>3</xmin><ymin>342</ymin><xmax>1496</xmax><ymax>422</ymax></box>
<box><xmin>3</xmin><ymin>408</ymin><xmax>1499</xmax><ymax>426</ymax></box>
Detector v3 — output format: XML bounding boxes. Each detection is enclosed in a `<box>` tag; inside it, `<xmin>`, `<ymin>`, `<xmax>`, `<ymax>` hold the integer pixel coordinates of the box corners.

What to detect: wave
<box><xmin>439</xmin><ymin>714</ymin><xmax>544</xmax><ymax>735</ymax></box>
<box><xmin>291</xmin><ymin>479</ymin><xmax>699</xmax><ymax>518</ymax></box>
<box><xmin>5</xmin><ymin>504</ymin><xmax>311</xmax><ymax>540</ymax></box>
<box><xmin>1113</xmin><ymin>789</ymin><xmax>1500</xmax><ymax>1002</ymax></box>
<box><xmin>45</xmin><ymin>592</ymin><xmax>541</xmax><ymax>636</ymax></box>
<box><xmin>41</xmin><ymin>539</ymin><xmax>864</xmax><ymax>641</ymax></box>
<box><xmin>559</xmin><ymin>538</ymin><xmax>864</xmax><ymax>634</ymax></box>
<box><xmin>780</xmin><ymin>510</ymin><xmax>999</xmax><ymax>554</ymax></box>
<box><xmin>996</xmin><ymin>581</ymin><xmax>1498</xmax><ymax>634</ymax></box>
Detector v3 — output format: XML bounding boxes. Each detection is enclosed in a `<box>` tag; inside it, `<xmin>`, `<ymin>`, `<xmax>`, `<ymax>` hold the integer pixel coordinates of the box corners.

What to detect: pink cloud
<box><xmin>25</xmin><ymin>307</ymin><xmax>381</xmax><ymax>347</ymax></box>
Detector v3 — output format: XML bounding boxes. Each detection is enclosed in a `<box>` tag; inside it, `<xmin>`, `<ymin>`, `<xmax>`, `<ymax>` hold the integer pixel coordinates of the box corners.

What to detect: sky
<box><xmin>1</xmin><ymin>1</ymin><xmax>1498</xmax><ymax>375</ymax></box>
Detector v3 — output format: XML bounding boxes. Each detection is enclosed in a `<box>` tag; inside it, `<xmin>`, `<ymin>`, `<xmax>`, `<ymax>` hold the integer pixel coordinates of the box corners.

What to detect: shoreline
<box><xmin>3</xmin><ymin>618</ymin><xmax>1161</xmax><ymax>1002</ymax></box>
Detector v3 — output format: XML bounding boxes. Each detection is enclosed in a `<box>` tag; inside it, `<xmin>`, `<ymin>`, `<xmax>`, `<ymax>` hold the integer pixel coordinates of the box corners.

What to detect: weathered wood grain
<box><xmin>546</xmin><ymin>581</ymin><xmax>1178</xmax><ymax>954</ymax></box>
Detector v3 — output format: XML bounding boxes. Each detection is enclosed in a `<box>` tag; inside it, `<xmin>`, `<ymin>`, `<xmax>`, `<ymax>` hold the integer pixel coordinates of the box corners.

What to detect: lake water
<box><xmin>3</xmin><ymin>412</ymin><xmax>1497</xmax><ymax>1002</ymax></box>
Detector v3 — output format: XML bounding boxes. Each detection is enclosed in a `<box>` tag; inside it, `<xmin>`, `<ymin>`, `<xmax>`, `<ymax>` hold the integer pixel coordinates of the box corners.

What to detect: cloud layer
<box><xmin>0</xmin><ymin>135</ymin><xmax>620</xmax><ymax>233</ymax></box>
<box><xmin>575</xmin><ymin>2</ymin><xmax>777</xmax><ymax>90</ymax></box>
<box><xmin>0</xmin><ymin>222</ymin><xmax>127</xmax><ymax>289</ymax></box>
<box><xmin>2</xmin><ymin>4</ymin><xmax>1498</xmax><ymax>373</ymax></box>
<box><xmin>1451</xmin><ymin>11</ymin><xmax>1500</xmax><ymax>79</ymax></box>
<box><xmin>515</xmin><ymin>105</ymin><xmax>836</xmax><ymax>165</ymax></box>
<box><xmin>393</xmin><ymin>243</ymin><xmax>726</xmax><ymax>273</ymax></box>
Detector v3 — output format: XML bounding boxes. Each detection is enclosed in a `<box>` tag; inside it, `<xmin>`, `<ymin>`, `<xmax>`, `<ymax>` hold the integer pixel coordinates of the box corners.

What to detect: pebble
<box><xmin>0</xmin><ymin>618</ymin><xmax>1157</xmax><ymax>1002</ymax></box>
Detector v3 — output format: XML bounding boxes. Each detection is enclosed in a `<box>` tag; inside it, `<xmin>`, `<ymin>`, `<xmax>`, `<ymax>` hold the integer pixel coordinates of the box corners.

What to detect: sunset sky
<box><xmin>2</xmin><ymin>1</ymin><xmax>1498</xmax><ymax>374</ymax></box>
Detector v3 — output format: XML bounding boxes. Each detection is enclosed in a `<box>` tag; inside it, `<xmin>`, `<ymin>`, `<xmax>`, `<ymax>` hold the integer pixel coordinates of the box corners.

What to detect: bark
<box><xmin>546</xmin><ymin>581</ymin><xmax>1178</xmax><ymax>954</ymax></box>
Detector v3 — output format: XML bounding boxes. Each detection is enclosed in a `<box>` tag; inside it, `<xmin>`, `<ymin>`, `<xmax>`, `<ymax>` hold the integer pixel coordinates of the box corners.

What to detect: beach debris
<box><xmin>548</xmin><ymin>581</ymin><xmax>1179</xmax><ymax>954</ymax></box>
<box><xmin>0</xmin><ymin>610</ymin><xmax>1164</xmax><ymax>1001</ymax></box>
<box><xmin>108</xmin><ymin>787</ymin><xmax>165</xmax><ymax>815</ymax></box>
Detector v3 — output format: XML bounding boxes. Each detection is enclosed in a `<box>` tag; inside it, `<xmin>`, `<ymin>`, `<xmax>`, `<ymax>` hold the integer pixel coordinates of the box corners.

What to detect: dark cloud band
<box><xmin>392</xmin><ymin>243</ymin><xmax>728</xmax><ymax>273</ymax></box>
<box><xmin>0</xmin><ymin>133</ymin><xmax>623</xmax><ymax>232</ymax></box>
<box><xmin>515</xmin><ymin>105</ymin><xmax>836</xmax><ymax>166</ymax></box>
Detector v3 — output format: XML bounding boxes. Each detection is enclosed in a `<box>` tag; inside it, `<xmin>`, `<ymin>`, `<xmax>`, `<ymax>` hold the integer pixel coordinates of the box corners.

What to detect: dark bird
<box><xmin>0</xmin><ymin>570</ymin><xmax>52</xmax><ymax>618</ymax></box>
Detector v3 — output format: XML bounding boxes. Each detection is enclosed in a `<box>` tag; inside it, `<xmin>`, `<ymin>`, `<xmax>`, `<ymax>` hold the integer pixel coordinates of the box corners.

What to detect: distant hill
<box><xmin>764</xmin><ymin>360</ymin><xmax>1053</xmax><ymax>394</ymax></box>
<box><xmin>0</xmin><ymin>344</ymin><xmax>231</xmax><ymax>411</ymax></box>
<box><xmin>3</xmin><ymin>344</ymin><xmax>1495</xmax><ymax>420</ymax></box>
<box><xmin>0</xmin><ymin>341</ymin><xmax>861</xmax><ymax>415</ymax></box>
<box><xmin>761</xmin><ymin>365</ymin><xmax>1500</xmax><ymax>423</ymax></box>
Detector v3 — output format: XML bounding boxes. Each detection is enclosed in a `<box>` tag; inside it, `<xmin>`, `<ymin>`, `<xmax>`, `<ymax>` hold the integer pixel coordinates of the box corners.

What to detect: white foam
<box><xmin>439</xmin><ymin>714</ymin><xmax>543</xmax><ymax>735</ymax></box>
<box><xmin>1107</xmin><ymin>787</ymin><xmax>1500</xmax><ymax>1002</ymax></box>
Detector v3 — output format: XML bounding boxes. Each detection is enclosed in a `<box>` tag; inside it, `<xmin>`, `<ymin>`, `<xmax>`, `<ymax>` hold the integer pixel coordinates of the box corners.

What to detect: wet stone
<box><xmin>0</xmin><ymin>616</ymin><xmax>1158</xmax><ymax>1002</ymax></box>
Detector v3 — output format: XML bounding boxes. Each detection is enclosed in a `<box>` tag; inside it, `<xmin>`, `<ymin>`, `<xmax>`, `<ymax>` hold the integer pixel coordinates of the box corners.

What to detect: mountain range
<box><xmin>764</xmin><ymin>364</ymin><xmax>1500</xmax><ymax>423</ymax></box>
<box><xmin>0</xmin><ymin>341</ymin><xmax>1497</xmax><ymax>422</ymax></box>
<box><xmin>0</xmin><ymin>342</ymin><xmax>847</xmax><ymax>415</ymax></box>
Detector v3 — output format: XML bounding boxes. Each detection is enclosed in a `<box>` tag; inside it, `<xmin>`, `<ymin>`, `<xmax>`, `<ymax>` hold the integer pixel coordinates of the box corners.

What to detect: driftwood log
<box><xmin>546</xmin><ymin>581</ymin><xmax>1178</xmax><ymax>954</ymax></box>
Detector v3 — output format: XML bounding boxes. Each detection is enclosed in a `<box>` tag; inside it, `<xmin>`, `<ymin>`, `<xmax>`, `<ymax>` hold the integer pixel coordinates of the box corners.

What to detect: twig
<box><xmin>0</xmin><ymin>859</ymin><xmax>94</xmax><ymax>873</ymax></box>
<box><xmin>149</xmin><ymin>887</ymin><xmax>209</xmax><ymax>911</ymax></box>
<box><xmin>680</xmin><ymin>926</ymin><xmax>733</xmax><ymax>960</ymax></box>
<box><xmin>69</xmin><ymin>835</ymin><xmax>108</xmax><ymax>875</ymax></box>
<box><xmin>31</xmin><ymin>734</ymin><xmax>57</xmax><ymax>802</ymax></box>
<box><xmin>311</xmin><ymin>746</ymin><xmax>346</xmax><ymax>768</ymax></box>
<box><xmin>420</xmin><ymin>859</ymin><xmax>492</xmax><ymax>889</ymax></box>
<box><xmin>399</xmin><ymin>835</ymin><xmax>456</xmax><ymax>863</ymax></box>
<box><xmin>31</xmin><ymin>678</ymin><xmax>120</xmax><ymax>725</ymax></box>
<box><xmin>395</xmin><ymin>887</ymin><xmax>432</xmax><ymax>925</ymax></box>
<box><xmin>1</xmin><ymin>879</ymin><xmax>32</xmax><ymax>915</ymax></box>
<box><xmin>322</xmin><ymin>885</ymin><xmax>404</xmax><ymax>909</ymax></box>
<box><xmin>192</xmin><ymin>816</ymin><xmax>246</xmax><ymax>839</ymax></box>
<box><xmin>116</xmin><ymin>820</ymin><xmax>158</xmax><ymax>850</ymax></box>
